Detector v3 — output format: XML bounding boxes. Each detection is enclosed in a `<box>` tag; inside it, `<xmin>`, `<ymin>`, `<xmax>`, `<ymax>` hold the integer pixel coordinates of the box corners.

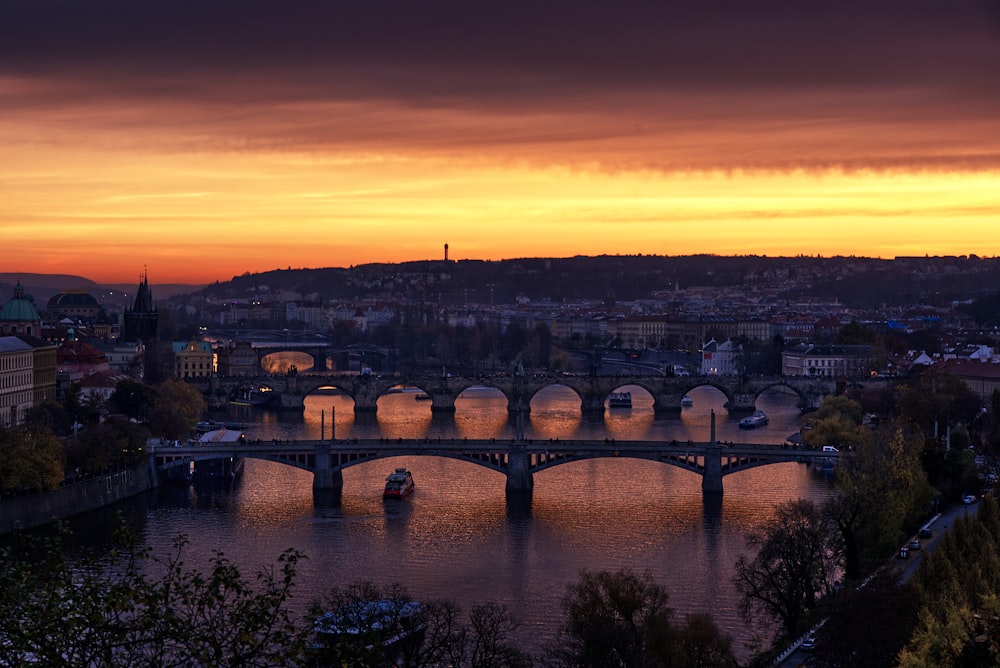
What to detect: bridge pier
<box><xmin>430</xmin><ymin>393</ymin><xmax>457</xmax><ymax>414</ymax></box>
<box><xmin>653</xmin><ymin>391</ymin><xmax>685</xmax><ymax>416</ymax></box>
<box><xmin>580</xmin><ymin>394</ymin><xmax>606</xmax><ymax>416</ymax></box>
<box><xmin>312</xmin><ymin>443</ymin><xmax>344</xmax><ymax>494</ymax></box>
<box><xmin>702</xmin><ymin>411</ymin><xmax>723</xmax><ymax>496</ymax></box>
<box><xmin>727</xmin><ymin>392</ymin><xmax>757</xmax><ymax>413</ymax></box>
<box><xmin>702</xmin><ymin>445</ymin><xmax>724</xmax><ymax>496</ymax></box>
<box><xmin>505</xmin><ymin>446</ymin><xmax>534</xmax><ymax>496</ymax></box>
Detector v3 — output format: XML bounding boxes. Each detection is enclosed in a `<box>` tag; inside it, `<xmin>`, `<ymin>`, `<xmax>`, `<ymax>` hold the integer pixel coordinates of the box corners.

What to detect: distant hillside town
<box><xmin>2</xmin><ymin>254</ymin><xmax>1000</xmax><ymax>427</ymax></box>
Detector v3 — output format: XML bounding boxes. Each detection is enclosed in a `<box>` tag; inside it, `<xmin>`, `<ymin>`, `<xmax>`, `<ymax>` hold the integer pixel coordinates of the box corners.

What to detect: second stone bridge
<box><xmin>263</xmin><ymin>371</ymin><xmax>840</xmax><ymax>415</ymax></box>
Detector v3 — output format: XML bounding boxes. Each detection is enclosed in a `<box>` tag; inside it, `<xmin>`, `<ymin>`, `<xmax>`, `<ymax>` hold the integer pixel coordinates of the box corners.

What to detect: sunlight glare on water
<box><xmin>138</xmin><ymin>380</ymin><xmax>831</xmax><ymax>661</ymax></box>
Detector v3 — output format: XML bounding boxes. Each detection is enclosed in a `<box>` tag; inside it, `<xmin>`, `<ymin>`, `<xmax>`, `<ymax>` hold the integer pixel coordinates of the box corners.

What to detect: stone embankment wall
<box><xmin>0</xmin><ymin>461</ymin><xmax>158</xmax><ymax>535</ymax></box>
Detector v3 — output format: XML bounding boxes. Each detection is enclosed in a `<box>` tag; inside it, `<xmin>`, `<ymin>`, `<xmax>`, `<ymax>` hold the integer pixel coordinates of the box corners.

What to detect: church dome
<box><xmin>0</xmin><ymin>281</ymin><xmax>40</xmax><ymax>322</ymax></box>
<box><xmin>47</xmin><ymin>290</ymin><xmax>100</xmax><ymax>310</ymax></box>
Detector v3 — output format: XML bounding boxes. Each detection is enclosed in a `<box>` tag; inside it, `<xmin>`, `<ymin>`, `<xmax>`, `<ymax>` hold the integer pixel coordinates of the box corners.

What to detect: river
<box><xmin>81</xmin><ymin>383</ymin><xmax>834</xmax><ymax>661</ymax></box>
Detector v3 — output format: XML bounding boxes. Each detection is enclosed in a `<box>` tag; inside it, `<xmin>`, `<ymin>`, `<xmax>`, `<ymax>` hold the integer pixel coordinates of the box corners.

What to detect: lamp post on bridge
<box><xmin>319</xmin><ymin>407</ymin><xmax>336</xmax><ymax>442</ymax></box>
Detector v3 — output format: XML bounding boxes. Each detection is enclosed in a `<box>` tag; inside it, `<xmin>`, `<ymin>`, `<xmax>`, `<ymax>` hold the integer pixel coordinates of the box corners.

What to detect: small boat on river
<box><xmin>383</xmin><ymin>468</ymin><xmax>415</xmax><ymax>498</ymax></box>
<box><xmin>739</xmin><ymin>410</ymin><xmax>769</xmax><ymax>429</ymax></box>
<box><xmin>681</xmin><ymin>395</ymin><xmax>693</xmax><ymax>407</ymax></box>
<box><xmin>608</xmin><ymin>391</ymin><xmax>632</xmax><ymax>408</ymax></box>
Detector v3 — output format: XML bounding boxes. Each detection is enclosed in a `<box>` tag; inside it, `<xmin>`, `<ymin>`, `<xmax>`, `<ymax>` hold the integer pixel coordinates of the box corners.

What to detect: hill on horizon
<box><xmin>0</xmin><ymin>273</ymin><xmax>204</xmax><ymax>304</ymax></box>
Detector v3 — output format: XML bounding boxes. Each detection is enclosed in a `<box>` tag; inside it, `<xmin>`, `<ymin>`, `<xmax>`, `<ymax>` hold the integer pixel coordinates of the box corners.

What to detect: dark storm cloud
<box><xmin>3</xmin><ymin>0</ymin><xmax>999</xmax><ymax>172</ymax></box>
<box><xmin>3</xmin><ymin>0</ymin><xmax>998</xmax><ymax>103</ymax></box>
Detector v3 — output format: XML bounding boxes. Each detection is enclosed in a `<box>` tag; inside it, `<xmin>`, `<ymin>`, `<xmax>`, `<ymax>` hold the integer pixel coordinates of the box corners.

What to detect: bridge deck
<box><xmin>152</xmin><ymin>438</ymin><xmax>836</xmax><ymax>459</ymax></box>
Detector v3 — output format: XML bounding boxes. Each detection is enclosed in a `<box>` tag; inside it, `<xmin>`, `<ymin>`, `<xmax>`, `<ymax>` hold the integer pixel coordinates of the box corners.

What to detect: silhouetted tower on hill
<box><xmin>444</xmin><ymin>243</ymin><xmax>449</xmax><ymax>262</ymax></box>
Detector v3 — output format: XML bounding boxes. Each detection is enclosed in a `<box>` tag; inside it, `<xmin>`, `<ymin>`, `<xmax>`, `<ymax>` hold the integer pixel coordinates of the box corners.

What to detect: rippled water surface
<box><xmin>127</xmin><ymin>383</ymin><xmax>832</xmax><ymax>659</ymax></box>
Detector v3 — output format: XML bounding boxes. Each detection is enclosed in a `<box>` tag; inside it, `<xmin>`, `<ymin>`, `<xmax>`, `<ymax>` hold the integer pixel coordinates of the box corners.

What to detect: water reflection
<box><xmin>131</xmin><ymin>378</ymin><xmax>828</xmax><ymax>661</ymax></box>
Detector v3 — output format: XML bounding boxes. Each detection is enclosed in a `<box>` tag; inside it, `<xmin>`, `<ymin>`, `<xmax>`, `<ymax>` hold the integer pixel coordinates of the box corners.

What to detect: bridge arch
<box><xmin>749</xmin><ymin>381</ymin><xmax>809</xmax><ymax>410</ymax></box>
<box><xmin>260</xmin><ymin>349</ymin><xmax>320</xmax><ymax>374</ymax></box>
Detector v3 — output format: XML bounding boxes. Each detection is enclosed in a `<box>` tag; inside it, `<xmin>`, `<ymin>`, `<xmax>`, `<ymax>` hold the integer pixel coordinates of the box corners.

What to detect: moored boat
<box><xmin>681</xmin><ymin>395</ymin><xmax>693</xmax><ymax>407</ymax></box>
<box><xmin>313</xmin><ymin>598</ymin><xmax>425</xmax><ymax>656</ymax></box>
<box><xmin>608</xmin><ymin>391</ymin><xmax>632</xmax><ymax>408</ymax></box>
<box><xmin>383</xmin><ymin>468</ymin><xmax>415</xmax><ymax>498</ymax></box>
<box><xmin>739</xmin><ymin>410</ymin><xmax>769</xmax><ymax>429</ymax></box>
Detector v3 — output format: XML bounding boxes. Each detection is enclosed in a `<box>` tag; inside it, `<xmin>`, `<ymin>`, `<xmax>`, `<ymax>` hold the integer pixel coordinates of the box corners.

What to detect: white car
<box><xmin>963</xmin><ymin>495</ymin><xmax>977</xmax><ymax>505</ymax></box>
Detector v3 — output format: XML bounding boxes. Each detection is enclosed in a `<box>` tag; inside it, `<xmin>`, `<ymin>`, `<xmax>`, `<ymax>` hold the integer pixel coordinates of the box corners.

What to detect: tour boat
<box><xmin>383</xmin><ymin>468</ymin><xmax>415</xmax><ymax>498</ymax></box>
<box><xmin>739</xmin><ymin>410</ymin><xmax>769</xmax><ymax>429</ymax></box>
<box><xmin>681</xmin><ymin>395</ymin><xmax>693</xmax><ymax>407</ymax></box>
<box><xmin>608</xmin><ymin>391</ymin><xmax>632</xmax><ymax>408</ymax></box>
<box><xmin>314</xmin><ymin>599</ymin><xmax>425</xmax><ymax>651</ymax></box>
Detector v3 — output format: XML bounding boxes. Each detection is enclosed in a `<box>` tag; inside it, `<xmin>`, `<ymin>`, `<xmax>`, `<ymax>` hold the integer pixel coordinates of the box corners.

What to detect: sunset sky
<box><xmin>3</xmin><ymin>0</ymin><xmax>999</xmax><ymax>284</ymax></box>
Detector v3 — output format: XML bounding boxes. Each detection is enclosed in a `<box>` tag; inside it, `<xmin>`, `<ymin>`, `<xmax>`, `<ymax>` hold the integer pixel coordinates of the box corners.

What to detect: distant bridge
<box><xmin>149</xmin><ymin>416</ymin><xmax>839</xmax><ymax>499</ymax></box>
<box><xmin>245</xmin><ymin>341</ymin><xmax>391</xmax><ymax>372</ymax></box>
<box><xmin>205</xmin><ymin>371</ymin><xmax>858</xmax><ymax>415</ymax></box>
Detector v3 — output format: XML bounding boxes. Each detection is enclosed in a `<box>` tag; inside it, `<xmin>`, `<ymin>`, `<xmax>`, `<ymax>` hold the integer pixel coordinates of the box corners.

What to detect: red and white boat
<box><xmin>383</xmin><ymin>468</ymin><xmax>415</xmax><ymax>498</ymax></box>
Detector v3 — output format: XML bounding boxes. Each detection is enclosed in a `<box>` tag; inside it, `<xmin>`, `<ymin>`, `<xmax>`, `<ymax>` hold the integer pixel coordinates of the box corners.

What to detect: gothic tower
<box><xmin>122</xmin><ymin>270</ymin><xmax>158</xmax><ymax>343</ymax></box>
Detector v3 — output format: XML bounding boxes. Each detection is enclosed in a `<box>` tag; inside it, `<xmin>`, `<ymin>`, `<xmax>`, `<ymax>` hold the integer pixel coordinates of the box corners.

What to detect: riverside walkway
<box><xmin>149</xmin><ymin>416</ymin><xmax>838</xmax><ymax>497</ymax></box>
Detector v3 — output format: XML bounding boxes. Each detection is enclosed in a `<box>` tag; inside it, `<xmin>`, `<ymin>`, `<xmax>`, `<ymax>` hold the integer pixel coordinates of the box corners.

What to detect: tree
<box><xmin>148</xmin><ymin>379</ymin><xmax>206</xmax><ymax>440</ymax></box>
<box><xmin>0</xmin><ymin>425</ymin><xmax>65</xmax><ymax>492</ymax></box>
<box><xmin>835</xmin><ymin>320</ymin><xmax>879</xmax><ymax>346</ymax></box>
<box><xmin>898</xmin><ymin>497</ymin><xmax>1000</xmax><ymax>667</ymax></box>
<box><xmin>733</xmin><ymin>499</ymin><xmax>841</xmax><ymax>641</ymax></box>
<box><xmin>67</xmin><ymin>416</ymin><xmax>150</xmax><ymax>474</ymax></box>
<box><xmin>0</xmin><ymin>530</ymin><xmax>309</xmax><ymax>667</ymax></box>
<box><xmin>897</xmin><ymin>371</ymin><xmax>983</xmax><ymax>441</ymax></box>
<box><xmin>810</xmin><ymin>568</ymin><xmax>921</xmax><ymax>668</ymax></box>
<box><xmin>801</xmin><ymin>395</ymin><xmax>867</xmax><ymax>451</ymax></box>
<box><xmin>547</xmin><ymin>567</ymin><xmax>736</xmax><ymax>668</ymax></box>
<box><xmin>980</xmin><ymin>389</ymin><xmax>1000</xmax><ymax>456</ymax></box>
<box><xmin>468</xmin><ymin>601</ymin><xmax>532</xmax><ymax>668</ymax></box>
<box><xmin>110</xmin><ymin>379</ymin><xmax>158</xmax><ymax>421</ymax></box>
<box><xmin>23</xmin><ymin>399</ymin><xmax>73</xmax><ymax>436</ymax></box>
<box><xmin>827</xmin><ymin>424</ymin><xmax>933</xmax><ymax>578</ymax></box>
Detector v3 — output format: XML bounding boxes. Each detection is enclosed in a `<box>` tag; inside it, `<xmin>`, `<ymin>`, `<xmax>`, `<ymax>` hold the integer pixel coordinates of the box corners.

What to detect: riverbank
<box><xmin>0</xmin><ymin>460</ymin><xmax>159</xmax><ymax>535</ymax></box>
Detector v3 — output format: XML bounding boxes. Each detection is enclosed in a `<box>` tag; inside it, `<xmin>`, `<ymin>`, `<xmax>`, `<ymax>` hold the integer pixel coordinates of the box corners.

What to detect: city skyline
<box><xmin>3</xmin><ymin>1</ymin><xmax>1000</xmax><ymax>284</ymax></box>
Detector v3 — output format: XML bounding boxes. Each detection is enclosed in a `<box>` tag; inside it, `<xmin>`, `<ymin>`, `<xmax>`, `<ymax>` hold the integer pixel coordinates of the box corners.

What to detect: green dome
<box><xmin>0</xmin><ymin>282</ymin><xmax>40</xmax><ymax>322</ymax></box>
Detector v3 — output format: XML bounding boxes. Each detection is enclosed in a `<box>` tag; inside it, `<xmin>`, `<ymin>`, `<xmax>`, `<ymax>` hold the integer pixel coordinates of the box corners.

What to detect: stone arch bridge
<box><xmin>209</xmin><ymin>372</ymin><xmax>842</xmax><ymax>415</ymax></box>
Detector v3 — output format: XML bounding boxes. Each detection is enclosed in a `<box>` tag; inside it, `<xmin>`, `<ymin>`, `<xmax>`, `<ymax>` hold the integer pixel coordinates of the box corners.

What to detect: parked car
<box><xmin>801</xmin><ymin>636</ymin><xmax>815</xmax><ymax>651</ymax></box>
<box><xmin>963</xmin><ymin>495</ymin><xmax>977</xmax><ymax>505</ymax></box>
<box><xmin>908</xmin><ymin>539</ymin><xmax>921</xmax><ymax>550</ymax></box>
<box><xmin>919</xmin><ymin>527</ymin><xmax>933</xmax><ymax>539</ymax></box>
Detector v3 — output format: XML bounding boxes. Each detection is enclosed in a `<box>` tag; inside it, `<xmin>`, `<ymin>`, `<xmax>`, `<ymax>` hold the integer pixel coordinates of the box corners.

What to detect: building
<box><xmin>0</xmin><ymin>281</ymin><xmax>42</xmax><ymax>338</ymax></box>
<box><xmin>16</xmin><ymin>334</ymin><xmax>58</xmax><ymax>406</ymax></box>
<box><xmin>56</xmin><ymin>336</ymin><xmax>113</xmax><ymax>402</ymax></box>
<box><xmin>93</xmin><ymin>340</ymin><xmax>145</xmax><ymax>376</ymax></box>
<box><xmin>173</xmin><ymin>340</ymin><xmax>214</xmax><ymax>379</ymax></box>
<box><xmin>78</xmin><ymin>369</ymin><xmax>130</xmax><ymax>402</ymax></box>
<box><xmin>701</xmin><ymin>338</ymin><xmax>743</xmax><ymax>376</ymax></box>
<box><xmin>45</xmin><ymin>289</ymin><xmax>104</xmax><ymax>321</ymax></box>
<box><xmin>216</xmin><ymin>341</ymin><xmax>259</xmax><ymax>377</ymax></box>
<box><xmin>936</xmin><ymin>358</ymin><xmax>1000</xmax><ymax>402</ymax></box>
<box><xmin>781</xmin><ymin>343</ymin><xmax>875</xmax><ymax>378</ymax></box>
<box><xmin>122</xmin><ymin>271</ymin><xmax>158</xmax><ymax>342</ymax></box>
<box><xmin>0</xmin><ymin>336</ymin><xmax>34</xmax><ymax>427</ymax></box>
<box><xmin>614</xmin><ymin>316</ymin><xmax>751</xmax><ymax>351</ymax></box>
